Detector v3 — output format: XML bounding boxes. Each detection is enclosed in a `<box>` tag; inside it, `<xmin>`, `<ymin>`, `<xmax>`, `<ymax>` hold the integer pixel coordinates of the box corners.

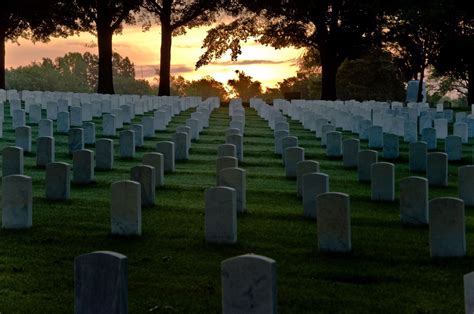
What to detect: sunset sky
<box><xmin>6</xmin><ymin>24</ymin><xmax>302</xmax><ymax>90</ymax></box>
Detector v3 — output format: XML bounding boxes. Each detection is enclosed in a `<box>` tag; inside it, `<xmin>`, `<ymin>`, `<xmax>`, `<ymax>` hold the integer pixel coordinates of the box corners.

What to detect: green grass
<box><xmin>0</xmin><ymin>104</ymin><xmax>473</xmax><ymax>313</ymax></box>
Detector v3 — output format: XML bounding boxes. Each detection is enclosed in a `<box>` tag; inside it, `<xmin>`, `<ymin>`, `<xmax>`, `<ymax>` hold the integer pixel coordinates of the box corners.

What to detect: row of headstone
<box><xmin>73</xmin><ymin>251</ymin><xmax>277</xmax><ymax>314</ymax></box>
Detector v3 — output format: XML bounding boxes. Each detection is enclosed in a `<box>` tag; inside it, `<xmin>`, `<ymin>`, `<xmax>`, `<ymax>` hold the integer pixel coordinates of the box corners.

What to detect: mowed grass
<box><xmin>0</xmin><ymin>103</ymin><xmax>473</xmax><ymax>313</ymax></box>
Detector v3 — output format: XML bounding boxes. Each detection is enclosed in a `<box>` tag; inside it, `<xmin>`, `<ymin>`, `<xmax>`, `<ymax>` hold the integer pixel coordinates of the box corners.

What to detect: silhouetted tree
<box><xmin>197</xmin><ymin>0</ymin><xmax>386</xmax><ymax>100</ymax></box>
<box><xmin>141</xmin><ymin>0</ymin><xmax>230</xmax><ymax>96</ymax></box>
<box><xmin>73</xmin><ymin>0</ymin><xmax>142</xmax><ymax>94</ymax></box>
<box><xmin>431</xmin><ymin>0</ymin><xmax>473</xmax><ymax>105</ymax></box>
<box><xmin>227</xmin><ymin>70</ymin><xmax>262</xmax><ymax>102</ymax></box>
<box><xmin>0</xmin><ymin>0</ymin><xmax>74</xmax><ymax>89</ymax></box>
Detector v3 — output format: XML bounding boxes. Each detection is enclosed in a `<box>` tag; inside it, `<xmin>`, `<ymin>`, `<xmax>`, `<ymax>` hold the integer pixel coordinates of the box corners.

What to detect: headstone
<box><xmin>2</xmin><ymin>175</ymin><xmax>32</xmax><ymax>229</ymax></box>
<box><xmin>218</xmin><ymin>144</ymin><xmax>236</xmax><ymax>158</ymax></box>
<box><xmin>74</xmin><ymin>251</ymin><xmax>128</xmax><ymax>314</ymax></box>
<box><xmin>464</xmin><ymin>272</ymin><xmax>474</xmax><ymax>314</ymax></box>
<box><xmin>302</xmin><ymin>172</ymin><xmax>329</xmax><ymax>219</ymax></box>
<box><xmin>45</xmin><ymin>162</ymin><xmax>70</xmax><ymax>201</ymax></box>
<box><xmin>12</xmin><ymin>109</ymin><xmax>26</xmax><ymax>129</ymax></box>
<box><xmin>29</xmin><ymin>104</ymin><xmax>42</xmax><ymax>124</ymax></box>
<box><xmin>70</xmin><ymin>107</ymin><xmax>83</xmax><ymax>127</ymax></box>
<box><xmin>96</xmin><ymin>139</ymin><xmax>114</xmax><ymax>170</ymax></box>
<box><xmin>421</xmin><ymin>127</ymin><xmax>437</xmax><ymax>150</ymax></box>
<box><xmin>343</xmin><ymin>139</ymin><xmax>359</xmax><ymax>168</ymax></box>
<box><xmin>156</xmin><ymin>141</ymin><xmax>175</xmax><ymax>173</ymax></box>
<box><xmin>358</xmin><ymin>150</ymin><xmax>378</xmax><ymax>182</ymax></box>
<box><xmin>110</xmin><ymin>180</ymin><xmax>142</xmax><ymax>236</ymax></box>
<box><xmin>226</xmin><ymin>134</ymin><xmax>243</xmax><ymax>162</ymax></box>
<box><xmin>371</xmin><ymin>162</ymin><xmax>395</xmax><ymax>202</ymax></box>
<box><xmin>176</xmin><ymin>126</ymin><xmax>191</xmax><ymax>149</ymax></box>
<box><xmin>216</xmin><ymin>157</ymin><xmax>238</xmax><ymax>184</ymax></box>
<box><xmin>73</xmin><ymin>149</ymin><xmax>94</xmax><ymax>185</ymax></box>
<box><xmin>15</xmin><ymin>126</ymin><xmax>31</xmax><ymax>152</ymax></box>
<box><xmin>102</xmin><ymin>114</ymin><xmax>116</xmax><ymax>136</ymax></box>
<box><xmin>131</xmin><ymin>124</ymin><xmax>144</xmax><ymax>148</ymax></box>
<box><xmin>69</xmin><ymin>128</ymin><xmax>84</xmax><ymax>154</ymax></box>
<box><xmin>427</xmin><ymin>152</ymin><xmax>448</xmax><ymax>186</ymax></box>
<box><xmin>36</xmin><ymin>136</ymin><xmax>55</xmax><ymax>167</ymax></box>
<box><xmin>285</xmin><ymin>147</ymin><xmax>304</xmax><ymax>179</ymax></box>
<box><xmin>218</xmin><ymin>167</ymin><xmax>246</xmax><ymax>213</ymax></box>
<box><xmin>111</xmin><ymin>109</ymin><xmax>123</xmax><ymax>129</ymax></box>
<box><xmin>274</xmin><ymin>130</ymin><xmax>290</xmax><ymax>155</ymax></box>
<box><xmin>226</xmin><ymin>128</ymin><xmax>240</xmax><ymax>138</ymax></box>
<box><xmin>142</xmin><ymin>116</ymin><xmax>155</xmax><ymax>138</ymax></box>
<box><xmin>83</xmin><ymin>122</ymin><xmax>95</xmax><ymax>145</ymax></box>
<box><xmin>321</xmin><ymin>124</ymin><xmax>336</xmax><ymax>146</ymax></box>
<box><xmin>326</xmin><ymin>131</ymin><xmax>342</xmax><ymax>157</ymax></box>
<box><xmin>186</xmin><ymin>118</ymin><xmax>200</xmax><ymax>140</ymax></box>
<box><xmin>2</xmin><ymin>146</ymin><xmax>24</xmax><ymax>177</ymax></box>
<box><xmin>383</xmin><ymin>133</ymin><xmax>399</xmax><ymax>159</ymax></box>
<box><xmin>130</xmin><ymin>165</ymin><xmax>156</xmax><ymax>207</ymax></box>
<box><xmin>429</xmin><ymin>197</ymin><xmax>465</xmax><ymax>257</ymax></box>
<box><xmin>409</xmin><ymin>141</ymin><xmax>427</xmax><ymax>173</ymax></box>
<box><xmin>221</xmin><ymin>254</ymin><xmax>277</xmax><ymax>314</ymax></box>
<box><xmin>172</xmin><ymin>132</ymin><xmax>189</xmax><ymax>161</ymax></box>
<box><xmin>142</xmin><ymin>153</ymin><xmax>164</xmax><ymax>188</ymax></box>
<box><xmin>296</xmin><ymin>160</ymin><xmax>320</xmax><ymax>198</ymax></box>
<box><xmin>205</xmin><ymin>186</ymin><xmax>237</xmax><ymax>243</ymax></box>
<box><xmin>316</xmin><ymin>192</ymin><xmax>351</xmax><ymax>252</ymax></box>
<box><xmin>434</xmin><ymin>118</ymin><xmax>448</xmax><ymax>139</ymax></box>
<box><xmin>154</xmin><ymin>110</ymin><xmax>167</xmax><ymax>130</ymax></box>
<box><xmin>119</xmin><ymin>130</ymin><xmax>135</xmax><ymax>159</ymax></box>
<box><xmin>46</xmin><ymin>102</ymin><xmax>57</xmax><ymax>120</ymax></box>
<box><xmin>400</xmin><ymin>176</ymin><xmax>428</xmax><ymax>225</ymax></box>
<box><xmin>459</xmin><ymin>165</ymin><xmax>474</xmax><ymax>207</ymax></box>
<box><xmin>454</xmin><ymin>122</ymin><xmax>468</xmax><ymax>144</ymax></box>
<box><xmin>281</xmin><ymin>136</ymin><xmax>298</xmax><ymax>164</ymax></box>
<box><xmin>368</xmin><ymin>126</ymin><xmax>383</xmax><ymax>149</ymax></box>
<box><xmin>38</xmin><ymin>119</ymin><xmax>53</xmax><ymax>137</ymax></box>
<box><xmin>444</xmin><ymin>135</ymin><xmax>462</xmax><ymax>161</ymax></box>
<box><xmin>57</xmin><ymin>111</ymin><xmax>70</xmax><ymax>133</ymax></box>
<box><xmin>403</xmin><ymin>121</ymin><xmax>417</xmax><ymax>143</ymax></box>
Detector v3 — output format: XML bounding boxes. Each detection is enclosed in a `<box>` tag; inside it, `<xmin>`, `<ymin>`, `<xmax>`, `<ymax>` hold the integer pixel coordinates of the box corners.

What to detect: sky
<box><xmin>5</xmin><ymin>24</ymin><xmax>302</xmax><ymax>90</ymax></box>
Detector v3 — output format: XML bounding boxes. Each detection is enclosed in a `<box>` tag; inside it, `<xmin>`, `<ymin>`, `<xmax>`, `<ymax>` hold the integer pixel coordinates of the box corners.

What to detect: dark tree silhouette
<box><xmin>0</xmin><ymin>1</ymin><xmax>74</xmax><ymax>90</ymax></box>
<box><xmin>142</xmin><ymin>0</ymin><xmax>229</xmax><ymax>96</ymax></box>
<box><xmin>197</xmin><ymin>1</ymin><xmax>385</xmax><ymax>100</ymax></box>
<box><xmin>73</xmin><ymin>0</ymin><xmax>142</xmax><ymax>94</ymax></box>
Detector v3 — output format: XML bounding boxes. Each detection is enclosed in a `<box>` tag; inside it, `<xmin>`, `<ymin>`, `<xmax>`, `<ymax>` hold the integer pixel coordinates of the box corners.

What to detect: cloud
<box><xmin>210</xmin><ymin>59</ymin><xmax>296</xmax><ymax>66</ymax></box>
<box><xmin>134</xmin><ymin>64</ymin><xmax>195</xmax><ymax>79</ymax></box>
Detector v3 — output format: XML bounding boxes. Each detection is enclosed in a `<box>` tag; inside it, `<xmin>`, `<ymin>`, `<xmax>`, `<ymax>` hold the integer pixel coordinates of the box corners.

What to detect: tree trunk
<box><xmin>97</xmin><ymin>27</ymin><xmax>114</xmax><ymax>94</ymax></box>
<box><xmin>320</xmin><ymin>49</ymin><xmax>338</xmax><ymax>100</ymax></box>
<box><xmin>416</xmin><ymin>63</ymin><xmax>425</xmax><ymax>103</ymax></box>
<box><xmin>0</xmin><ymin>31</ymin><xmax>5</xmax><ymax>90</ymax></box>
<box><xmin>468</xmin><ymin>65</ymin><xmax>474</xmax><ymax>106</ymax></box>
<box><xmin>158</xmin><ymin>21</ymin><xmax>172</xmax><ymax>96</ymax></box>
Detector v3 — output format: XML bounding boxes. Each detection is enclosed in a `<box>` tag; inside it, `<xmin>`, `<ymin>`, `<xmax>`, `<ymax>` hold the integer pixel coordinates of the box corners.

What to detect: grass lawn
<box><xmin>0</xmin><ymin>103</ymin><xmax>473</xmax><ymax>313</ymax></box>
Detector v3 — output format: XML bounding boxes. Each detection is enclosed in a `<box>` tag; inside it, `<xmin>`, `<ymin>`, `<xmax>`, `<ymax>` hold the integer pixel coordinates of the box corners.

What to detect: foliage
<box><xmin>72</xmin><ymin>0</ymin><xmax>143</xmax><ymax>93</ymax></box>
<box><xmin>184</xmin><ymin>76</ymin><xmax>229</xmax><ymax>101</ymax></box>
<box><xmin>141</xmin><ymin>0</ymin><xmax>231</xmax><ymax>95</ymax></box>
<box><xmin>336</xmin><ymin>50</ymin><xmax>405</xmax><ymax>101</ymax></box>
<box><xmin>227</xmin><ymin>70</ymin><xmax>262</xmax><ymax>102</ymax></box>
<box><xmin>196</xmin><ymin>0</ymin><xmax>387</xmax><ymax>100</ymax></box>
<box><xmin>6</xmin><ymin>52</ymin><xmax>153</xmax><ymax>95</ymax></box>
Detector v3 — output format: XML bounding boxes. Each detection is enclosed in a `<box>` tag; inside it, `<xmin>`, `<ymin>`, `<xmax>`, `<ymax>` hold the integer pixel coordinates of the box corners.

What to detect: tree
<box><xmin>197</xmin><ymin>1</ymin><xmax>386</xmax><ymax>100</ymax></box>
<box><xmin>6</xmin><ymin>51</ymin><xmax>153</xmax><ymax>95</ymax></box>
<box><xmin>336</xmin><ymin>49</ymin><xmax>405</xmax><ymax>101</ymax></box>
<box><xmin>430</xmin><ymin>0</ymin><xmax>473</xmax><ymax>105</ymax></box>
<box><xmin>73</xmin><ymin>0</ymin><xmax>142</xmax><ymax>94</ymax></box>
<box><xmin>185</xmin><ymin>76</ymin><xmax>229</xmax><ymax>100</ymax></box>
<box><xmin>0</xmin><ymin>0</ymin><xmax>74</xmax><ymax>89</ymax></box>
<box><xmin>384</xmin><ymin>0</ymin><xmax>446</xmax><ymax>102</ymax></box>
<box><xmin>227</xmin><ymin>70</ymin><xmax>262</xmax><ymax>102</ymax></box>
<box><xmin>141</xmin><ymin>0</ymin><xmax>230</xmax><ymax>96</ymax></box>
